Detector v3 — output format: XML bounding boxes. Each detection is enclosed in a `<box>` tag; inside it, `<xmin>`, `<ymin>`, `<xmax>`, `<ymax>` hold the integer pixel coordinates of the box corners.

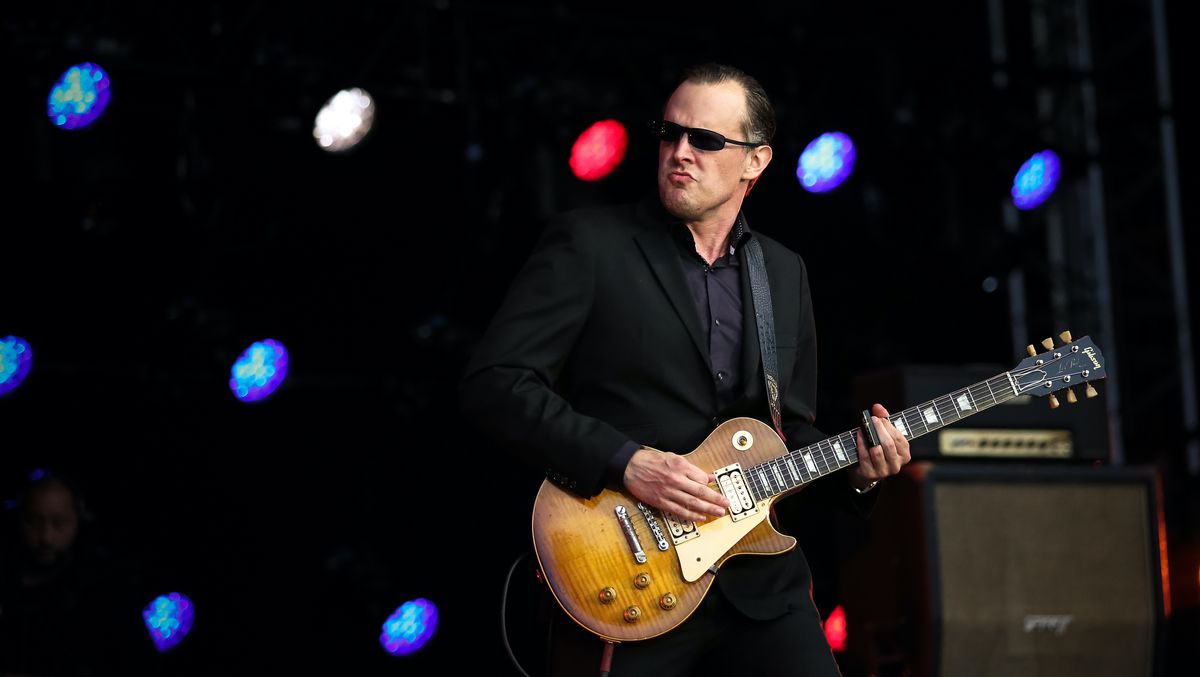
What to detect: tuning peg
<box><xmin>1059</xmin><ymin>330</ymin><xmax>1073</xmax><ymax>343</ymax></box>
<box><xmin>1026</xmin><ymin>344</ymin><xmax>1038</xmax><ymax>357</ymax></box>
<box><xmin>1041</xmin><ymin>338</ymin><xmax>1055</xmax><ymax>350</ymax></box>
<box><xmin>1085</xmin><ymin>383</ymin><xmax>1098</xmax><ymax>398</ymax></box>
<box><xmin>1066</xmin><ymin>388</ymin><xmax>1078</xmax><ymax>404</ymax></box>
<box><xmin>1048</xmin><ymin>393</ymin><xmax>1060</xmax><ymax>409</ymax></box>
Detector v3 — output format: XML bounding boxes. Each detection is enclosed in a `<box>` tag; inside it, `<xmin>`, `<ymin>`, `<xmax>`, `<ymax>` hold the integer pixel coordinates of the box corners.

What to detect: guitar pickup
<box><xmin>713</xmin><ymin>463</ymin><xmax>758</xmax><ymax>522</ymax></box>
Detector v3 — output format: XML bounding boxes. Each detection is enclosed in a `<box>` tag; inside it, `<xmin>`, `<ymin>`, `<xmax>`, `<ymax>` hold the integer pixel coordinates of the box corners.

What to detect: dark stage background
<box><xmin>3</xmin><ymin>1</ymin><xmax>1199</xmax><ymax>675</ymax></box>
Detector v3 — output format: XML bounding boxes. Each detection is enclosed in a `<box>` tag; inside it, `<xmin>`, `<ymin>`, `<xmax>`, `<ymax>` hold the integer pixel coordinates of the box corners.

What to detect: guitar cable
<box><xmin>502</xmin><ymin>551</ymin><xmax>619</xmax><ymax>677</ymax></box>
<box><xmin>501</xmin><ymin>551</ymin><xmax>535</xmax><ymax>677</ymax></box>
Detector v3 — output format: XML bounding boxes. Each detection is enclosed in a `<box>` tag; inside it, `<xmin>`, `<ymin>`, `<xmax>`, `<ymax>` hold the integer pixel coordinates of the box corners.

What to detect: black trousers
<box><xmin>545</xmin><ymin>586</ymin><xmax>843</xmax><ymax>677</ymax></box>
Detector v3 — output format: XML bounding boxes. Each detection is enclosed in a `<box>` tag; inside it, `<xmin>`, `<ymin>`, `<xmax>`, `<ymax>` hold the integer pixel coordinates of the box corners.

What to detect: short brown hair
<box><xmin>680</xmin><ymin>63</ymin><xmax>776</xmax><ymax>146</ymax></box>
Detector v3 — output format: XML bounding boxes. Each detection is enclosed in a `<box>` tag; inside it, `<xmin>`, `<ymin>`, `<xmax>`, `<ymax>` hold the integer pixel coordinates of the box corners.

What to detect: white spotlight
<box><xmin>313</xmin><ymin>88</ymin><xmax>376</xmax><ymax>152</ymax></box>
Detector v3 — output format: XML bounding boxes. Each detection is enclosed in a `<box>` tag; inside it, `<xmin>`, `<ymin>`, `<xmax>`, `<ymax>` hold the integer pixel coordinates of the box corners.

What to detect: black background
<box><xmin>3</xmin><ymin>1</ymin><xmax>1198</xmax><ymax>674</ymax></box>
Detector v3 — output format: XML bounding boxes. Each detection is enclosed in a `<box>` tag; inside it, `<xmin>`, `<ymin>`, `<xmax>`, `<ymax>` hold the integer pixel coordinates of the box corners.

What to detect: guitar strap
<box><xmin>740</xmin><ymin>213</ymin><xmax>786</xmax><ymax>442</ymax></box>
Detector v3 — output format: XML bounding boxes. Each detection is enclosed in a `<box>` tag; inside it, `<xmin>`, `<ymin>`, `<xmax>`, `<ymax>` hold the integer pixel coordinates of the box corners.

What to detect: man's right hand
<box><xmin>622</xmin><ymin>448</ymin><xmax>729</xmax><ymax>522</ymax></box>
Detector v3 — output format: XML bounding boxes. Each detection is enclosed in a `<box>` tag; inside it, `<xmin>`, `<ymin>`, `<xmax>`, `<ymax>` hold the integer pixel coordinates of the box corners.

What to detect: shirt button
<box><xmin>715</xmin><ymin>371</ymin><xmax>726</xmax><ymax>382</ymax></box>
<box><xmin>714</xmin><ymin>319</ymin><xmax>721</xmax><ymax>326</ymax></box>
<box><xmin>711</xmin><ymin>417</ymin><xmax>720</xmax><ymax>427</ymax></box>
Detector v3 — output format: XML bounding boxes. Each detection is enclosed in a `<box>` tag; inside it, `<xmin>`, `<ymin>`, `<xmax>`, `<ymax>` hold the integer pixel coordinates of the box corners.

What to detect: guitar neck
<box><xmin>742</xmin><ymin>372</ymin><xmax>1019</xmax><ymax>501</ymax></box>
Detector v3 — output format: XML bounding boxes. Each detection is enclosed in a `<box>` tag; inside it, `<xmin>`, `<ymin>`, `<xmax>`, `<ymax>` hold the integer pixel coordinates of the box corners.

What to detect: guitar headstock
<box><xmin>1011</xmin><ymin>330</ymin><xmax>1106</xmax><ymax>407</ymax></box>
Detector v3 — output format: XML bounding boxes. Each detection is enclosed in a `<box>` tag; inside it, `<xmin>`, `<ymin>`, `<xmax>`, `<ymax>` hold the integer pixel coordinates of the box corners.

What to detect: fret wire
<box><xmin>759</xmin><ymin>467</ymin><xmax>773</xmax><ymax>496</ymax></box>
<box><xmin>894</xmin><ymin>410</ymin><xmax>911</xmax><ymax>437</ymax></box>
<box><xmin>947</xmin><ymin>389</ymin><xmax>970</xmax><ymax>418</ymax></box>
<box><xmin>782</xmin><ymin>453</ymin><xmax>800</xmax><ymax>484</ymax></box>
<box><xmin>944</xmin><ymin>393</ymin><xmax>965</xmax><ymax>422</ymax></box>
<box><xmin>794</xmin><ymin>448</ymin><xmax>814</xmax><ymax>482</ymax></box>
<box><xmin>758</xmin><ymin>465</ymin><xmax>774</xmax><ymax>495</ymax></box>
<box><xmin>748</xmin><ymin>468</ymin><xmax>768</xmax><ymax>498</ymax></box>
<box><xmin>916</xmin><ymin>400</ymin><xmax>945</xmax><ymax>427</ymax></box>
<box><xmin>813</xmin><ymin>443</ymin><xmax>830</xmax><ymax>475</ymax></box>
<box><xmin>926</xmin><ymin>399</ymin><xmax>947</xmax><ymax>426</ymax></box>
<box><xmin>963</xmin><ymin>386</ymin><xmax>978</xmax><ymax>410</ymax></box>
<box><xmin>815</xmin><ymin>442</ymin><xmax>833</xmax><ymax>475</ymax></box>
<box><xmin>774</xmin><ymin>458</ymin><xmax>797</xmax><ymax>490</ymax></box>
<box><xmin>765</xmin><ymin>459</ymin><xmax>782</xmax><ymax>491</ymax></box>
<box><xmin>903</xmin><ymin>407</ymin><xmax>928</xmax><ymax>436</ymax></box>
<box><xmin>974</xmin><ymin>380</ymin><xmax>997</xmax><ymax>406</ymax></box>
<box><xmin>973</xmin><ymin>380</ymin><xmax>996</xmax><ymax>406</ymax></box>
<box><xmin>841</xmin><ymin>432</ymin><xmax>859</xmax><ymax>464</ymax></box>
<box><xmin>913</xmin><ymin>406</ymin><xmax>933</xmax><ymax>434</ymax></box>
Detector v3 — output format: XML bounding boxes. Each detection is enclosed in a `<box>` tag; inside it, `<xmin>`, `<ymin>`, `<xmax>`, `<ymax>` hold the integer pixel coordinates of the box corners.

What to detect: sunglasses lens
<box><xmin>653</xmin><ymin>121</ymin><xmax>726</xmax><ymax>151</ymax></box>
<box><xmin>689</xmin><ymin>129</ymin><xmax>725</xmax><ymax>151</ymax></box>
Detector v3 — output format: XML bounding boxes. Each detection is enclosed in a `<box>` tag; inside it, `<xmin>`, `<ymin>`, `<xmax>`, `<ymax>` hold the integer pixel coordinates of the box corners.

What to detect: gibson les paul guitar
<box><xmin>531</xmin><ymin>333</ymin><xmax>1107</xmax><ymax>642</ymax></box>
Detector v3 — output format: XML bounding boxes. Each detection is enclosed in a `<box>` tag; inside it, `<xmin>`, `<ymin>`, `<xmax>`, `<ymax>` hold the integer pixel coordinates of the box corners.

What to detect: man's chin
<box><xmin>659</xmin><ymin>190</ymin><xmax>697</xmax><ymax>221</ymax></box>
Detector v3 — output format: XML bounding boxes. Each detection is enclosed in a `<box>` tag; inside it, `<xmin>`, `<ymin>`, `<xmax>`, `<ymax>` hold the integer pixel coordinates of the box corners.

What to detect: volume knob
<box><xmin>598</xmin><ymin>587</ymin><xmax>616</xmax><ymax>604</ymax></box>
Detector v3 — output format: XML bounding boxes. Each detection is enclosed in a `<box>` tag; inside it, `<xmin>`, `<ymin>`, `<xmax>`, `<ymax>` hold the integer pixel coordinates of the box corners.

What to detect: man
<box><xmin>460</xmin><ymin>63</ymin><xmax>910</xmax><ymax>676</ymax></box>
<box><xmin>0</xmin><ymin>472</ymin><xmax>149</xmax><ymax>676</ymax></box>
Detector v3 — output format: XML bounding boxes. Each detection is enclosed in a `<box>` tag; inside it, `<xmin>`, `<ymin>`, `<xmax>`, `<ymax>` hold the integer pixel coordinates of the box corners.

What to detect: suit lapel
<box><xmin>632</xmin><ymin>226</ymin><xmax>712</xmax><ymax>371</ymax></box>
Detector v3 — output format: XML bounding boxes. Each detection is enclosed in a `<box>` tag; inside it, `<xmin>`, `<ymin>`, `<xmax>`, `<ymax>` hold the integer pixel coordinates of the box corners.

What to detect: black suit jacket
<box><xmin>460</xmin><ymin>197</ymin><xmax>871</xmax><ymax>621</ymax></box>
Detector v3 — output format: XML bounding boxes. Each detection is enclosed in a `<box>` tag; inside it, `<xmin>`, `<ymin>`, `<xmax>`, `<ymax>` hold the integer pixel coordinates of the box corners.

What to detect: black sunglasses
<box><xmin>649</xmin><ymin>120</ymin><xmax>762</xmax><ymax>152</ymax></box>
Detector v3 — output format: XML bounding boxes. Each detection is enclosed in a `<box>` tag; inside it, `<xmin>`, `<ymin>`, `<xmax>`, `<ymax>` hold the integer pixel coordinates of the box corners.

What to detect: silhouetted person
<box><xmin>1</xmin><ymin>471</ymin><xmax>149</xmax><ymax>676</ymax></box>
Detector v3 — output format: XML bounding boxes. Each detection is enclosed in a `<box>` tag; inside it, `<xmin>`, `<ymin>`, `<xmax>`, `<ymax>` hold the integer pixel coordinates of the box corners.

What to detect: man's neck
<box><xmin>686</xmin><ymin>203</ymin><xmax>742</xmax><ymax>265</ymax></box>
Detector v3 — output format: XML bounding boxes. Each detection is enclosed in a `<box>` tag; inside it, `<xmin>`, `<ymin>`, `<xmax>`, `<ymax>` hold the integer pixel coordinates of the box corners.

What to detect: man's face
<box><xmin>657</xmin><ymin>80</ymin><xmax>763</xmax><ymax>224</ymax></box>
<box><xmin>20</xmin><ymin>481</ymin><xmax>80</xmax><ymax>567</ymax></box>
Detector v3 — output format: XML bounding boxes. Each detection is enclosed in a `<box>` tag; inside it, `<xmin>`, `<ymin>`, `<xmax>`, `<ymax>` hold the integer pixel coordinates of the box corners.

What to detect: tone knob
<box><xmin>659</xmin><ymin>592</ymin><xmax>678</xmax><ymax>610</ymax></box>
<box><xmin>633</xmin><ymin>572</ymin><xmax>651</xmax><ymax>589</ymax></box>
<box><xmin>623</xmin><ymin>606</ymin><xmax>642</xmax><ymax>623</ymax></box>
<box><xmin>598</xmin><ymin>587</ymin><xmax>616</xmax><ymax>604</ymax></box>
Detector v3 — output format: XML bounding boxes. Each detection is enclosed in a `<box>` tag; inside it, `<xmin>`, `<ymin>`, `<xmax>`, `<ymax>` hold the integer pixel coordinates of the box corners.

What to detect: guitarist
<box><xmin>459</xmin><ymin>63</ymin><xmax>911</xmax><ymax>676</ymax></box>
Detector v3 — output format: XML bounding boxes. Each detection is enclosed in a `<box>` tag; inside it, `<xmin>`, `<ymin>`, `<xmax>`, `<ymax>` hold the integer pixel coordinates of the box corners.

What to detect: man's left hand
<box><xmin>849</xmin><ymin>402</ymin><xmax>911</xmax><ymax>490</ymax></box>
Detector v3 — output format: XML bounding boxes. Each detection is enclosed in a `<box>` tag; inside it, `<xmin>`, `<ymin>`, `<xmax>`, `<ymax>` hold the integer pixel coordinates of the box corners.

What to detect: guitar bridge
<box><xmin>614</xmin><ymin>505</ymin><xmax>647</xmax><ymax>564</ymax></box>
<box><xmin>636</xmin><ymin>502</ymin><xmax>671</xmax><ymax>552</ymax></box>
<box><xmin>713</xmin><ymin>463</ymin><xmax>759</xmax><ymax>522</ymax></box>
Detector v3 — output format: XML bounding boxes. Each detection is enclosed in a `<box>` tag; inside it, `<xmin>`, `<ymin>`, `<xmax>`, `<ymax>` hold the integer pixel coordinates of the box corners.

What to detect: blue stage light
<box><xmin>380</xmin><ymin>598</ymin><xmax>439</xmax><ymax>656</ymax></box>
<box><xmin>47</xmin><ymin>63</ymin><xmax>112</xmax><ymax>130</ymax></box>
<box><xmin>1012</xmin><ymin>149</ymin><xmax>1062</xmax><ymax>210</ymax></box>
<box><xmin>143</xmin><ymin>592</ymin><xmax>195</xmax><ymax>652</ymax></box>
<box><xmin>229</xmin><ymin>339</ymin><xmax>289</xmax><ymax>402</ymax></box>
<box><xmin>797</xmin><ymin>132</ymin><xmax>856</xmax><ymax>193</ymax></box>
<box><xmin>0</xmin><ymin>336</ymin><xmax>33</xmax><ymax>396</ymax></box>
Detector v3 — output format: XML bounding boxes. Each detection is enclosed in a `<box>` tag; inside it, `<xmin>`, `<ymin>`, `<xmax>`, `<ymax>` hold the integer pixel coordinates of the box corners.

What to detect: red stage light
<box><xmin>570</xmin><ymin>119</ymin><xmax>627</xmax><ymax>181</ymax></box>
<box><xmin>824</xmin><ymin>604</ymin><xmax>847</xmax><ymax>652</ymax></box>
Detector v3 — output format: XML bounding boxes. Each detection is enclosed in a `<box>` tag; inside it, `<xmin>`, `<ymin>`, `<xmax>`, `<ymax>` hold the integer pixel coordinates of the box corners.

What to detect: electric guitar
<box><xmin>531</xmin><ymin>332</ymin><xmax>1107</xmax><ymax>642</ymax></box>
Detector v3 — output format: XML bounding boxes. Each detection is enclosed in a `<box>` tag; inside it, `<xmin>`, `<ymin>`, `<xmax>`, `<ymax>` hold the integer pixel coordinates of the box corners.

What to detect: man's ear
<box><xmin>744</xmin><ymin>144</ymin><xmax>773</xmax><ymax>195</ymax></box>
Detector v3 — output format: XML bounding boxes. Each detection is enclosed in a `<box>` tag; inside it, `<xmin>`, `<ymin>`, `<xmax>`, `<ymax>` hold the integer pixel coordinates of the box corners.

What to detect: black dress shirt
<box><xmin>605</xmin><ymin>214</ymin><xmax>753</xmax><ymax>485</ymax></box>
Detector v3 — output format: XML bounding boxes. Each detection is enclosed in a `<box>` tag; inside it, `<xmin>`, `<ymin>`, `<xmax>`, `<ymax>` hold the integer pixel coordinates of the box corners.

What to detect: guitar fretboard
<box><xmin>741</xmin><ymin>373</ymin><xmax>1017</xmax><ymax>501</ymax></box>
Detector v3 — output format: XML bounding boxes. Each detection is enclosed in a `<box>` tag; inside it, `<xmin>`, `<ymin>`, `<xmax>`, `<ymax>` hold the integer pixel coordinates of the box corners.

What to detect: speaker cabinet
<box><xmin>839</xmin><ymin>462</ymin><xmax>1165</xmax><ymax>677</ymax></box>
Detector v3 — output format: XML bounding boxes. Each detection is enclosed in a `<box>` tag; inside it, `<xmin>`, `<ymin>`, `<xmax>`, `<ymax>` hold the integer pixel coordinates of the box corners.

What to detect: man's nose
<box><xmin>669</xmin><ymin>131</ymin><xmax>694</xmax><ymax>159</ymax></box>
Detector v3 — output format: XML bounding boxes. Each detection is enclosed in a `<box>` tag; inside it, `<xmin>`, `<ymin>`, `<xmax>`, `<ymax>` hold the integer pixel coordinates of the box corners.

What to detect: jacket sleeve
<box><xmin>458</xmin><ymin>216</ymin><xmax>632</xmax><ymax>498</ymax></box>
